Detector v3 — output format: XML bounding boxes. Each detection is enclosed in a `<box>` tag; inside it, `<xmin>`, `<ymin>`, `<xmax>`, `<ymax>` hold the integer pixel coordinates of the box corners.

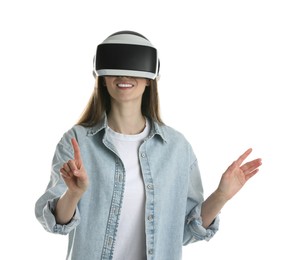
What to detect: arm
<box><xmin>55</xmin><ymin>138</ymin><xmax>89</xmax><ymax>224</ymax></box>
<box><xmin>201</xmin><ymin>148</ymin><xmax>262</xmax><ymax>228</ymax></box>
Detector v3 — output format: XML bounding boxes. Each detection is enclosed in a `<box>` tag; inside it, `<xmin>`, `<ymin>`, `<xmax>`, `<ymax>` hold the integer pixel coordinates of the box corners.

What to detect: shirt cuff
<box><xmin>186</xmin><ymin>204</ymin><xmax>220</xmax><ymax>242</ymax></box>
<box><xmin>43</xmin><ymin>197</ymin><xmax>81</xmax><ymax>235</ymax></box>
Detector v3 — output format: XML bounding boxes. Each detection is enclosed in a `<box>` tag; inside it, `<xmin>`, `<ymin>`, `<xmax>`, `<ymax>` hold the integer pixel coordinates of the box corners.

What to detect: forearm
<box><xmin>55</xmin><ymin>189</ymin><xmax>83</xmax><ymax>224</ymax></box>
<box><xmin>201</xmin><ymin>189</ymin><xmax>228</xmax><ymax>228</ymax></box>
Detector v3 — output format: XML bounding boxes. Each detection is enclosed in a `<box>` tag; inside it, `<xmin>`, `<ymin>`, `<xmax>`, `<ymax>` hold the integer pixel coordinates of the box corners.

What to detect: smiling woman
<box><xmin>34</xmin><ymin>30</ymin><xmax>262</xmax><ymax>260</ymax></box>
<box><xmin>104</xmin><ymin>76</ymin><xmax>149</xmax><ymax>134</ymax></box>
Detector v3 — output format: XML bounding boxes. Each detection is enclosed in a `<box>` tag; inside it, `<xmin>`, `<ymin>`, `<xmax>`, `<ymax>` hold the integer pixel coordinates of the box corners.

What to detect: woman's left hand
<box><xmin>217</xmin><ymin>148</ymin><xmax>262</xmax><ymax>201</ymax></box>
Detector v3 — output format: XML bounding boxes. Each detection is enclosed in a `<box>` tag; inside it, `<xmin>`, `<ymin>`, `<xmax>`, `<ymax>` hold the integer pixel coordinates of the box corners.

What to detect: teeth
<box><xmin>117</xmin><ymin>83</ymin><xmax>133</xmax><ymax>88</ymax></box>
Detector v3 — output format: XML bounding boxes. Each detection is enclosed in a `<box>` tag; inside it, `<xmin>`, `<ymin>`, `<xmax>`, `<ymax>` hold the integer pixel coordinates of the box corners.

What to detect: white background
<box><xmin>1</xmin><ymin>0</ymin><xmax>300</xmax><ymax>259</ymax></box>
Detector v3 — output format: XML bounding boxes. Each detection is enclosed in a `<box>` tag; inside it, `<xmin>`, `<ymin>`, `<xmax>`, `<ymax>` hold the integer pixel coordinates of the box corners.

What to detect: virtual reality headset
<box><xmin>93</xmin><ymin>31</ymin><xmax>160</xmax><ymax>80</ymax></box>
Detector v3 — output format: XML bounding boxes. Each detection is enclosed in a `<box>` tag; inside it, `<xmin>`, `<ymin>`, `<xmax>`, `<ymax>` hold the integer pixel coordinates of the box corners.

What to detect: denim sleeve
<box><xmin>35</xmin><ymin>130</ymin><xmax>81</xmax><ymax>235</ymax></box>
<box><xmin>183</xmin><ymin>157</ymin><xmax>220</xmax><ymax>245</ymax></box>
<box><xmin>35</xmin><ymin>196</ymin><xmax>81</xmax><ymax>235</ymax></box>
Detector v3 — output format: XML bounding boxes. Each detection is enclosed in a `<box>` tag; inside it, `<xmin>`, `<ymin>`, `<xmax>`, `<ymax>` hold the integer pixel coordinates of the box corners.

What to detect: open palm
<box><xmin>217</xmin><ymin>148</ymin><xmax>262</xmax><ymax>200</ymax></box>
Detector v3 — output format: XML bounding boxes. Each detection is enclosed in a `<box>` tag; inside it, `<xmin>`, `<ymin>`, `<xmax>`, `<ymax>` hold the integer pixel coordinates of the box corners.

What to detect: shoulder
<box><xmin>57</xmin><ymin>124</ymin><xmax>90</xmax><ymax>148</ymax></box>
<box><xmin>155</xmin><ymin>123</ymin><xmax>198</xmax><ymax>164</ymax></box>
<box><xmin>159</xmin><ymin>123</ymin><xmax>189</xmax><ymax>143</ymax></box>
<box><xmin>163</xmin><ymin>124</ymin><xmax>184</xmax><ymax>137</ymax></box>
<box><xmin>156</xmin><ymin>123</ymin><xmax>195</xmax><ymax>154</ymax></box>
<box><xmin>60</xmin><ymin>124</ymin><xmax>88</xmax><ymax>140</ymax></box>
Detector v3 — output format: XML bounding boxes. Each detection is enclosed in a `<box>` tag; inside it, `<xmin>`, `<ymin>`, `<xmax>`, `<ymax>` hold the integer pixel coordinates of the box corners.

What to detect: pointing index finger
<box><xmin>71</xmin><ymin>138</ymin><xmax>82</xmax><ymax>164</ymax></box>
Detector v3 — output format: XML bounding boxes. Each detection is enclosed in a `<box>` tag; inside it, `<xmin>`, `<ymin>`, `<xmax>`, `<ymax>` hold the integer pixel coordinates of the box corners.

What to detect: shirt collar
<box><xmin>86</xmin><ymin>114</ymin><xmax>167</xmax><ymax>143</ymax></box>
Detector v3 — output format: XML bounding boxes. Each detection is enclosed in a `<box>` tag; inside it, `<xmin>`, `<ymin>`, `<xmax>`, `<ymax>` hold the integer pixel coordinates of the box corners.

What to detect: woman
<box><xmin>35</xmin><ymin>31</ymin><xmax>262</xmax><ymax>260</ymax></box>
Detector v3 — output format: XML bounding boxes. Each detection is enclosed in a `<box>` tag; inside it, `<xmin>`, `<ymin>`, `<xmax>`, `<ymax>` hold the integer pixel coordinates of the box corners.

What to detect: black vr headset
<box><xmin>93</xmin><ymin>31</ymin><xmax>160</xmax><ymax>80</ymax></box>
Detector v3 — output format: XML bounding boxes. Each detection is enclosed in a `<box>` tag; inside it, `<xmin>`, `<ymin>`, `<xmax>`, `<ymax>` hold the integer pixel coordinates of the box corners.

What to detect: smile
<box><xmin>117</xmin><ymin>83</ymin><xmax>134</xmax><ymax>88</ymax></box>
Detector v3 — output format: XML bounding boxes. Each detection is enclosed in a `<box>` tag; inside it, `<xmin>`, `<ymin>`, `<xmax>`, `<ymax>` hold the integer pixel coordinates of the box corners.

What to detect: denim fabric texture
<box><xmin>35</xmin><ymin>115</ymin><xmax>219</xmax><ymax>260</ymax></box>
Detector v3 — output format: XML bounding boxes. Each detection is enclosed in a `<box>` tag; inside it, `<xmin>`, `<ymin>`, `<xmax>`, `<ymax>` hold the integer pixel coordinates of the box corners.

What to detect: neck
<box><xmin>108</xmin><ymin>104</ymin><xmax>146</xmax><ymax>135</ymax></box>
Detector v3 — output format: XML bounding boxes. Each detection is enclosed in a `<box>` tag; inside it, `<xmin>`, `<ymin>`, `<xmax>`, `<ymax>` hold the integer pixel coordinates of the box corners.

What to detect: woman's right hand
<box><xmin>60</xmin><ymin>138</ymin><xmax>89</xmax><ymax>195</ymax></box>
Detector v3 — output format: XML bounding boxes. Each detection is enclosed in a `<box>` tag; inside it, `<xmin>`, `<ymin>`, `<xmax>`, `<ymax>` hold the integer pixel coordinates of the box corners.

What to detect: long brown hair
<box><xmin>77</xmin><ymin>77</ymin><xmax>163</xmax><ymax>127</ymax></box>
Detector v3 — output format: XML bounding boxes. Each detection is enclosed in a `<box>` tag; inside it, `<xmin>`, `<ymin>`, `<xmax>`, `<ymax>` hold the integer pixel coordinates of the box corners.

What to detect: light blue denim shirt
<box><xmin>35</xmin><ymin>116</ymin><xmax>219</xmax><ymax>260</ymax></box>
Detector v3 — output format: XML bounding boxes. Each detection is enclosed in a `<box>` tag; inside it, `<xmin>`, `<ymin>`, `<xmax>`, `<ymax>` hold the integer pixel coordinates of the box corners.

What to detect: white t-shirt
<box><xmin>108</xmin><ymin>120</ymin><xmax>150</xmax><ymax>260</ymax></box>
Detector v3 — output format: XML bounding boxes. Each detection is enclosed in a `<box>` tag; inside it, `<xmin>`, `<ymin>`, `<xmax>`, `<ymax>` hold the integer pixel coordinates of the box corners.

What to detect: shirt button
<box><xmin>148</xmin><ymin>215</ymin><xmax>153</xmax><ymax>221</ymax></box>
<box><xmin>141</xmin><ymin>153</ymin><xmax>146</xmax><ymax>158</ymax></box>
<box><xmin>148</xmin><ymin>249</ymin><xmax>153</xmax><ymax>255</ymax></box>
<box><xmin>147</xmin><ymin>184</ymin><xmax>153</xmax><ymax>190</ymax></box>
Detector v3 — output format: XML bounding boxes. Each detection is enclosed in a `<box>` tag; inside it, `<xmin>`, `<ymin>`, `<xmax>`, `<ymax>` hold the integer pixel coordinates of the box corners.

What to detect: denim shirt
<box><xmin>35</xmin><ymin>116</ymin><xmax>219</xmax><ymax>260</ymax></box>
